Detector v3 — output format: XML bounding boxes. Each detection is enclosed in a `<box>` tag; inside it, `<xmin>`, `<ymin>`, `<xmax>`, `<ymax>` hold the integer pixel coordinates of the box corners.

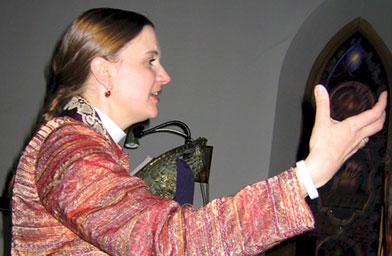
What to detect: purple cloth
<box><xmin>175</xmin><ymin>158</ymin><xmax>194</xmax><ymax>205</ymax></box>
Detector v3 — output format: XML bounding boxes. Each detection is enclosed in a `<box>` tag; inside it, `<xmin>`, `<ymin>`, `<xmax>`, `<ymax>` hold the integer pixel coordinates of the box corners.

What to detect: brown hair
<box><xmin>39</xmin><ymin>8</ymin><xmax>154</xmax><ymax>126</ymax></box>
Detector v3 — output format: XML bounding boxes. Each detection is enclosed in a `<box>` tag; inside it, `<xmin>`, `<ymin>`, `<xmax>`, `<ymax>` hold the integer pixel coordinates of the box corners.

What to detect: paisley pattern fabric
<box><xmin>11</xmin><ymin>97</ymin><xmax>315</xmax><ymax>255</ymax></box>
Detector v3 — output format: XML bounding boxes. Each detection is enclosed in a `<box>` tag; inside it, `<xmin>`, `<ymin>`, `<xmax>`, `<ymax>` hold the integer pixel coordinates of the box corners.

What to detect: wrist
<box><xmin>294</xmin><ymin>167</ymin><xmax>308</xmax><ymax>198</ymax></box>
<box><xmin>296</xmin><ymin>160</ymin><xmax>319</xmax><ymax>200</ymax></box>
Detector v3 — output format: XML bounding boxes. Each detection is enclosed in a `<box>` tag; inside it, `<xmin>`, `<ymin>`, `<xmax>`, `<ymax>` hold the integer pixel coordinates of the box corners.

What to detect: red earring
<box><xmin>105</xmin><ymin>91</ymin><xmax>111</xmax><ymax>97</ymax></box>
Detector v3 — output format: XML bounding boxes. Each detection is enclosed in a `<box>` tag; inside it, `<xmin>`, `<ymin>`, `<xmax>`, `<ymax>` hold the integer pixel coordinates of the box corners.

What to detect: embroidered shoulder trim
<box><xmin>64</xmin><ymin>96</ymin><xmax>108</xmax><ymax>140</ymax></box>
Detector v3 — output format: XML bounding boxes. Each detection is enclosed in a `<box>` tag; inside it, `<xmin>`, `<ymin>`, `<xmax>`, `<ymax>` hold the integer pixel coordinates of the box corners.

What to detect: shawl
<box><xmin>11</xmin><ymin>96</ymin><xmax>314</xmax><ymax>255</ymax></box>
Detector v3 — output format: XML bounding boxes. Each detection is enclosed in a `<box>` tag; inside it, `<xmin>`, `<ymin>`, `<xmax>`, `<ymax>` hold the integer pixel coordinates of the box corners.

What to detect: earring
<box><xmin>105</xmin><ymin>90</ymin><xmax>111</xmax><ymax>97</ymax></box>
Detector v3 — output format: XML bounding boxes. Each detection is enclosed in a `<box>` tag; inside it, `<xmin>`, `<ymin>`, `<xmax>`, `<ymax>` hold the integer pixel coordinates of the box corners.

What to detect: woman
<box><xmin>11</xmin><ymin>8</ymin><xmax>387</xmax><ymax>255</ymax></box>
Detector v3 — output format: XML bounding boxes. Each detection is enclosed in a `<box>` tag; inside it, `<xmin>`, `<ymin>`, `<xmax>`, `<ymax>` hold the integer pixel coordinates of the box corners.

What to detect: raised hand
<box><xmin>301</xmin><ymin>84</ymin><xmax>387</xmax><ymax>192</ymax></box>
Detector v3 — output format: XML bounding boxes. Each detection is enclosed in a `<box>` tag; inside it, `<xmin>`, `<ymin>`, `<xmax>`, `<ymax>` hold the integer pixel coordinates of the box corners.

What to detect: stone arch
<box><xmin>301</xmin><ymin>16</ymin><xmax>392</xmax><ymax>256</ymax></box>
<box><xmin>268</xmin><ymin>16</ymin><xmax>392</xmax><ymax>256</ymax></box>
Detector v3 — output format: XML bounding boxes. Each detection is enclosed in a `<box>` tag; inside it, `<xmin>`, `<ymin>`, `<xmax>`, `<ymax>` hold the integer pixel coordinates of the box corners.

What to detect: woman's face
<box><xmin>108</xmin><ymin>25</ymin><xmax>171</xmax><ymax>129</ymax></box>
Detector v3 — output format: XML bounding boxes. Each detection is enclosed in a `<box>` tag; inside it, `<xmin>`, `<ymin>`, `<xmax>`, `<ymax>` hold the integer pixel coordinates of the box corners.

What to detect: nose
<box><xmin>157</xmin><ymin>64</ymin><xmax>171</xmax><ymax>85</ymax></box>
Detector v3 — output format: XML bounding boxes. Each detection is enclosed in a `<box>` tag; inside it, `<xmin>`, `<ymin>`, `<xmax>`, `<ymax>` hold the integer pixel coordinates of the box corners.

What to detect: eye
<box><xmin>149</xmin><ymin>58</ymin><xmax>157</xmax><ymax>65</ymax></box>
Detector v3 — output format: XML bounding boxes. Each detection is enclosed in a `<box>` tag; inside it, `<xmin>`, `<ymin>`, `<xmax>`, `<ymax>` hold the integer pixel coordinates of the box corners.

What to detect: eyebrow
<box><xmin>145</xmin><ymin>50</ymin><xmax>160</xmax><ymax>56</ymax></box>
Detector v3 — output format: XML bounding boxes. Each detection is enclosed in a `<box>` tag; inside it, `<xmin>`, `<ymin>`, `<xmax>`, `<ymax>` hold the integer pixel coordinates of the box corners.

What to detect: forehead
<box><xmin>120</xmin><ymin>25</ymin><xmax>160</xmax><ymax>56</ymax></box>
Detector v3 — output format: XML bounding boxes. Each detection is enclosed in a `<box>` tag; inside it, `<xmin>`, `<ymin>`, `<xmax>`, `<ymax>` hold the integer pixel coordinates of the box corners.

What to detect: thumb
<box><xmin>314</xmin><ymin>85</ymin><xmax>331</xmax><ymax>125</ymax></box>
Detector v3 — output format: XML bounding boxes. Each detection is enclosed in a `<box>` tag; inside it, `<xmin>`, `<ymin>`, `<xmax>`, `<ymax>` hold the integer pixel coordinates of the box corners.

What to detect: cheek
<box><xmin>115</xmin><ymin>86</ymin><xmax>143</xmax><ymax>105</ymax></box>
<box><xmin>113</xmin><ymin>67</ymin><xmax>155</xmax><ymax>100</ymax></box>
<box><xmin>114</xmin><ymin>82</ymin><xmax>150</xmax><ymax>110</ymax></box>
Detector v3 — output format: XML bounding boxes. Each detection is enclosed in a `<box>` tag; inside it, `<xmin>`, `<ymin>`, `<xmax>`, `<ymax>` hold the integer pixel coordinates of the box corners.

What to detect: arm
<box><xmin>35</xmin><ymin>125</ymin><xmax>314</xmax><ymax>255</ymax></box>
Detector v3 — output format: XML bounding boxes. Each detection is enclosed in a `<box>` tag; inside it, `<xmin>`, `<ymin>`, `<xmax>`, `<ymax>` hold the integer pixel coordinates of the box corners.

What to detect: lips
<box><xmin>151</xmin><ymin>90</ymin><xmax>161</xmax><ymax>102</ymax></box>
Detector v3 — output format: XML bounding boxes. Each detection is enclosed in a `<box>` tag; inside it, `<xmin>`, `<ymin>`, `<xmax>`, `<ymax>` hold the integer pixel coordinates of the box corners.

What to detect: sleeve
<box><xmin>35</xmin><ymin>126</ymin><xmax>314</xmax><ymax>256</ymax></box>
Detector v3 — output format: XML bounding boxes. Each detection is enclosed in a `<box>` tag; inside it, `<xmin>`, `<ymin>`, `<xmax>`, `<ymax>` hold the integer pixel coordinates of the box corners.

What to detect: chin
<box><xmin>149</xmin><ymin>113</ymin><xmax>159</xmax><ymax>119</ymax></box>
<box><xmin>147</xmin><ymin>109</ymin><xmax>159</xmax><ymax>119</ymax></box>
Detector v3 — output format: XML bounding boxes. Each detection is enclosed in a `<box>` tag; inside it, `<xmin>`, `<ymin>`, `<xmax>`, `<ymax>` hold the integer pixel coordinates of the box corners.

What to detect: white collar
<box><xmin>93</xmin><ymin>106</ymin><xmax>126</xmax><ymax>143</ymax></box>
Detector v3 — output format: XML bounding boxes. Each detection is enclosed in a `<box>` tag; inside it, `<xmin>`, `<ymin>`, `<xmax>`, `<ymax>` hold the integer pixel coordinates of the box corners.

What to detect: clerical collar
<box><xmin>93</xmin><ymin>107</ymin><xmax>126</xmax><ymax>143</ymax></box>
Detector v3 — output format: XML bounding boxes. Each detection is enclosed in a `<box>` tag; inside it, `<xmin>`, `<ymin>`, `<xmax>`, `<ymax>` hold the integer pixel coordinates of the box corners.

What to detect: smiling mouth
<box><xmin>151</xmin><ymin>91</ymin><xmax>161</xmax><ymax>102</ymax></box>
<box><xmin>151</xmin><ymin>90</ymin><xmax>162</xmax><ymax>97</ymax></box>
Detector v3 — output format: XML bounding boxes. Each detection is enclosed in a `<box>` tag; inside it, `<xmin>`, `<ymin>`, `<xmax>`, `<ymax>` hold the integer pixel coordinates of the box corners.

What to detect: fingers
<box><xmin>342</xmin><ymin>91</ymin><xmax>387</xmax><ymax>157</ymax></box>
<box><xmin>359</xmin><ymin>137</ymin><xmax>369</xmax><ymax>148</ymax></box>
<box><xmin>346</xmin><ymin>91</ymin><xmax>387</xmax><ymax>132</ymax></box>
<box><xmin>314</xmin><ymin>85</ymin><xmax>331</xmax><ymax>125</ymax></box>
<box><xmin>305</xmin><ymin>87</ymin><xmax>387</xmax><ymax>190</ymax></box>
<box><xmin>357</xmin><ymin>110</ymin><xmax>386</xmax><ymax>139</ymax></box>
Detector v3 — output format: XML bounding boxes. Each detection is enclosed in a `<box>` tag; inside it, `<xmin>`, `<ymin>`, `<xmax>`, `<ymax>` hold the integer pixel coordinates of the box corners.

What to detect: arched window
<box><xmin>269</xmin><ymin>17</ymin><xmax>392</xmax><ymax>256</ymax></box>
<box><xmin>304</xmin><ymin>17</ymin><xmax>391</xmax><ymax>256</ymax></box>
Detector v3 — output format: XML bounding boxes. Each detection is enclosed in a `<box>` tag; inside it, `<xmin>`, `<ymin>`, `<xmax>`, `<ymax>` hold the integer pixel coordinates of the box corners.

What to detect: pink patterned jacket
<box><xmin>11</xmin><ymin>97</ymin><xmax>314</xmax><ymax>255</ymax></box>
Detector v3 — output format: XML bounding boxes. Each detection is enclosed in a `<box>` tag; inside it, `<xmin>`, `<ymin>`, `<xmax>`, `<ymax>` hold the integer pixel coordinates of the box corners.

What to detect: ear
<box><xmin>90</xmin><ymin>57</ymin><xmax>112</xmax><ymax>91</ymax></box>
